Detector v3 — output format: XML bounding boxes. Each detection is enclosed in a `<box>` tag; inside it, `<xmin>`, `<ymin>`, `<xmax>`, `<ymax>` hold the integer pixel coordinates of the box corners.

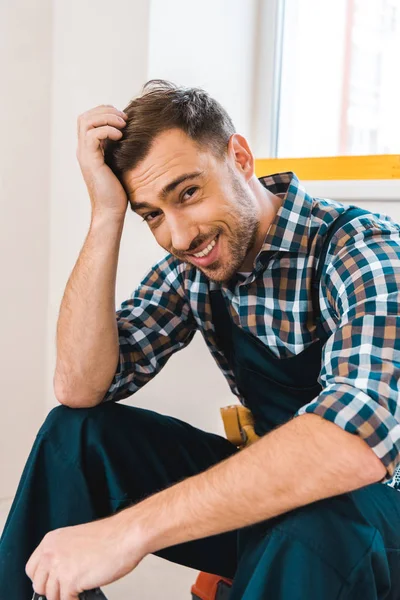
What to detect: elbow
<box><xmin>364</xmin><ymin>454</ymin><xmax>387</xmax><ymax>485</ymax></box>
<box><xmin>53</xmin><ymin>376</ymin><xmax>104</xmax><ymax>409</ymax></box>
<box><xmin>56</xmin><ymin>395</ymin><xmax>102</xmax><ymax>409</ymax></box>
<box><xmin>355</xmin><ymin>440</ymin><xmax>388</xmax><ymax>486</ymax></box>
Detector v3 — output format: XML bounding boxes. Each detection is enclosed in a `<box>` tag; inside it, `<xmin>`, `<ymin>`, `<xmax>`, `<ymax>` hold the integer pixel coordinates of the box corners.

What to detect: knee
<box><xmin>38</xmin><ymin>401</ymin><xmax>153</xmax><ymax>441</ymax></box>
<box><xmin>47</xmin><ymin>400</ymin><xmax>105</xmax><ymax>420</ymax></box>
<box><xmin>38</xmin><ymin>401</ymin><xmax>116</xmax><ymax>438</ymax></box>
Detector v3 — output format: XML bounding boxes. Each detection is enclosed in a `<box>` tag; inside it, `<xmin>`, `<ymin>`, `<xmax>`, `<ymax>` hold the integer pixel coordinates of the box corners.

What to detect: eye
<box><xmin>181</xmin><ymin>186</ymin><xmax>198</xmax><ymax>202</ymax></box>
<box><xmin>142</xmin><ymin>211</ymin><xmax>161</xmax><ymax>223</ymax></box>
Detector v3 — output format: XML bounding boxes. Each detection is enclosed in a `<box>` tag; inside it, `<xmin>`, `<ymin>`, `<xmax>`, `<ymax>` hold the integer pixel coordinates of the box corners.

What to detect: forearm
<box><xmin>117</xmin><ymin>413</ymin><xmax>386</xmax><ymax>554</ymax></box>
<box><xmin>54</xmin><ymin>214</ymin><xmax>124</xmax><ymax>407</ymax></box>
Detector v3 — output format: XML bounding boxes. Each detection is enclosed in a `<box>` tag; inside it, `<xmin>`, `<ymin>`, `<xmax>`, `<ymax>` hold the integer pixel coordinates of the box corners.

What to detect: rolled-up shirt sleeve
<box><xmin>102</xmin><ymin>255</ymin><xmax>196</xmax><ymax>404</ymax></box>
<box><xmin>295</xmin><ymin>217</ymin><xmax>400</xmax><ymax>481</ymax></box>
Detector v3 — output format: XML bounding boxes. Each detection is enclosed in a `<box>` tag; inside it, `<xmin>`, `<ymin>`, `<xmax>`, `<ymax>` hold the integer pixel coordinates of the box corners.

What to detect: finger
<box><xmin>83</xmin><ymin>104</ymin><xmax>126</xmax><ymax>118</ymax></box>
<box><xmin>45</xmin><ymin>576</ymin><xmax>61</xmax><ymax>600</ymax></box>
<box><xmin>26</xmin><ymin>550</ymin><xmax>41</xmax><ymax>581</ymax></box>
<box><xmin>85</xmin><ymin>125</ymin><xmax>124</xmax><ymax>151</ymax></box>
<box><xmin>81</xmin><ymin>113</ymin><xmax>127</xmax><ymax>137</ymax></box>
<box><xmin>89</xmin><ymin>103</ymin><xmax>125</xmax><ymax>114</ymax></box>
<box><xmin>32</xmin><ymin>568</ymin><xmax>50</xmax><ymax>597</ymax></box>
<box><xmin>60</xmin><ymin>585</ymin><xmax>80</xmax><ymax>600</ymax></box>
<box><xmin>78</xmin><ymin>106</ymin><xmax>127</xmax><ymax>135</ymax></box>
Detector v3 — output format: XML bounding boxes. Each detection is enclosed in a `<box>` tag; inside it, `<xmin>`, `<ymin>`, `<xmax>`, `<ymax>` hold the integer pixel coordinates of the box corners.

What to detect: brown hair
<box><xmin>103</xmin><ymin>79</ymin><xmax>236</xmax><ymax>181</ymax></box>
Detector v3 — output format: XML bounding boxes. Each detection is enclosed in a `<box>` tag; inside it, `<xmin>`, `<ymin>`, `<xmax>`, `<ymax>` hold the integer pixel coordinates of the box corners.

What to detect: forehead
<box><xmin>122</xmin><ymin>128</ymin><xmax>216</xmax><ymax>200</ymax></box>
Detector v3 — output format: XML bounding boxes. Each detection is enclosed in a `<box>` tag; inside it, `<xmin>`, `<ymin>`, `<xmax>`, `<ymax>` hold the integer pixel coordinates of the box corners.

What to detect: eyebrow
<box><xmin>129</xmin><ymin>170</ymin><xmax>204</xmax><ymax>212</ymax></box>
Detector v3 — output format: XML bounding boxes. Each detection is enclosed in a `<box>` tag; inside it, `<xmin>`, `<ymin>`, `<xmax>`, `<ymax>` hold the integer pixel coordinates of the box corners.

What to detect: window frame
<box><xmin>254</xmin><ymin>0</ymin><xmax>400</xmax><ymax>201</ymax></box>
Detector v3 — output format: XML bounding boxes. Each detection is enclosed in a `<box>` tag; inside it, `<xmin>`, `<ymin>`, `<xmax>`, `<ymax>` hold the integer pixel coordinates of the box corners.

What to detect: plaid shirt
<box><xmin>104</xmin><ymin>172</ymin><xmax>400</xmax><ymax>487</ymax></box>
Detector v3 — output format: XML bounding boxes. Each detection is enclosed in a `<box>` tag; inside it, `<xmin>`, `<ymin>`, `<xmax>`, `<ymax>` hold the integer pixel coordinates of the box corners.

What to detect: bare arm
<box><xmin>54</xmin><ymin>105</ymin><xmax>129</xmax><ymax>407</ymax></box>
<box><xmin>116</xmin><ymin>414</ymin><xmax>386</xmax><ymax>556</ymax></box>
<box><xmin>54</xmin><ymin>214</ymin><xmax>124</xmax><ymax>407</ymax></box>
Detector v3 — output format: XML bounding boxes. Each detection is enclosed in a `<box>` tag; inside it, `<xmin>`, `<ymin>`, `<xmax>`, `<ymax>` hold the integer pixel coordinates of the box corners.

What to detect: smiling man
<box><xmin>2</xmin><ymin>80</ymin><xmax>400</xmax><ymax>600</ymax></box>
<box><xmin>121</xmin><ymin>127</ymin><xmax>282</xmax><ymax>282</ymax></box>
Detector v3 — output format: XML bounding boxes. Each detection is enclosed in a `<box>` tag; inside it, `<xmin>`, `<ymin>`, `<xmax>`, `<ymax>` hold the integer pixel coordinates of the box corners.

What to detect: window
<box><xmin>277</xmin><ymin>0</ymin><xmax>400</xmax><ymax>157</ymax></box>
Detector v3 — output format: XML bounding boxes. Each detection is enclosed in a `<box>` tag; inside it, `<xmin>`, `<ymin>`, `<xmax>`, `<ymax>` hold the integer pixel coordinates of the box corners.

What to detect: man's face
<box><xmin>122</xmin><ymin>128</ymin><xmax>260</xmax><ymax>283</ymax></box>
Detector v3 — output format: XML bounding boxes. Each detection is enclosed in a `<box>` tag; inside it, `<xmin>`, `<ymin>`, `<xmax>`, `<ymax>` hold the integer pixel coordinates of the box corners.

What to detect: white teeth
<box><xmin>193</xmin><ymin>237</ymin><xmax>217</xmax><ymax>258</ymax></box>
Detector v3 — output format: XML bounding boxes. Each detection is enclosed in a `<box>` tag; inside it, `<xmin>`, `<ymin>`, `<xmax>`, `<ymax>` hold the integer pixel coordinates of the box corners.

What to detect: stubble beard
<box><xmin>201</xmin><ymin>178</ymin><xmax>260</xmax><ymax>283</ymax></box>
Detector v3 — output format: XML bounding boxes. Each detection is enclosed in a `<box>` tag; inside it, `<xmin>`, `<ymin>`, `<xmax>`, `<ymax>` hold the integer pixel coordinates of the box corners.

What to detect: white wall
<box><xmin>0</xmin><ymin>0</ymin><xmax>52</xmax><ymax>499</ymax></box>
<box><xmin>149</xmin><ymin>0</ymin><xmax>259</xmax><ymax>140</ymax></box>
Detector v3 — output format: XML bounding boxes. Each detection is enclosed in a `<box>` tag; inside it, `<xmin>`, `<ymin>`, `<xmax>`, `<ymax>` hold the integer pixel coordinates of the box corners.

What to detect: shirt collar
<box><xmin>257</xmin><ymin>171</ymin><xmax>313</xmax><ymax>258</ymax></box>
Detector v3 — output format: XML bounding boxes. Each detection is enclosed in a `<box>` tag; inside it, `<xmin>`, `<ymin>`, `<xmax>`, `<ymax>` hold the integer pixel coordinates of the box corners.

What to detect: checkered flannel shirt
<box><xmin>103</xmin><ymin>172</ymin><xmax>400</xmax><ymax>487</ymax></box>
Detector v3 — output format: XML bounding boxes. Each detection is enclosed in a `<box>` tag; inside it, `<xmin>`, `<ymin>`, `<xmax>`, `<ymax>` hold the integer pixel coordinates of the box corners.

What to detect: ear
<box><xmin>227</xmin><ymin>134</ymin><xmax>254</xmax><ymax>182</ymax></box>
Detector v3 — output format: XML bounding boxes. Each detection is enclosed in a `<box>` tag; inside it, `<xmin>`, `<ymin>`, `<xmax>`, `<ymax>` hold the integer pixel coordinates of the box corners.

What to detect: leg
<box><xmin>0</xmin><ymin>402</ymin><xmax>239</xmax><ymax>599</ymax></box>
<box><xmin>230</xmin><ymin>482</ymin><xmax>400</xmax><ymax>599</ymax></box>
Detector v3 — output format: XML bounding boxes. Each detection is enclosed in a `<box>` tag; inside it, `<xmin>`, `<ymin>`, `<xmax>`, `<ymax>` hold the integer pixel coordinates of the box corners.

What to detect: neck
<box><xmin>239</xmin><ymin>176</ymin><xmax>284</xmax><ymax>271</ymax></box>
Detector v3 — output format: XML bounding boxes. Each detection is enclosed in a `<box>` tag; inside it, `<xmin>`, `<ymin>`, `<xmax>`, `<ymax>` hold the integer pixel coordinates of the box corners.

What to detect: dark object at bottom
<box><xmin>191</xmin><ymin>572</ymin><xmax>233</xmax><ymax>599</ymax></box>
<box><xmin>32</xmin><ymin>588</ymin><xmax>107</xmax><ymax>599</ymax></box>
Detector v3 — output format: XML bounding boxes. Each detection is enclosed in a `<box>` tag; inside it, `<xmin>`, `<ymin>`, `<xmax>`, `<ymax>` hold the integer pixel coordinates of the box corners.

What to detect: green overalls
<box><xmin>1</xmin><ymin>207</ymin><xmax>400</xmax><ymax>599</ymax></box>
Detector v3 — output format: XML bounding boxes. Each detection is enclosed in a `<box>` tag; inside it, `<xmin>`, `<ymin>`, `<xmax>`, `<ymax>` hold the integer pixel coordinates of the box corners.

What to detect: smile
<box><xmin>186</xmin><ymin>234</ymin><xmax>220</xmax><ymax>268</ymax></box>
<box><xmin>192</xmin><ymin>237</ymin><xmax>217</xmax><ymax>258</ymax></box>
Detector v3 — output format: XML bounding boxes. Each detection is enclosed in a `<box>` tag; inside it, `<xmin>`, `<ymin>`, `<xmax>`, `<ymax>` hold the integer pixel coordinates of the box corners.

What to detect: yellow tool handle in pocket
<box><xmin>220</xmin><ymin>404</ymin><xmax>260</xmax><ymax>449</ymax></box>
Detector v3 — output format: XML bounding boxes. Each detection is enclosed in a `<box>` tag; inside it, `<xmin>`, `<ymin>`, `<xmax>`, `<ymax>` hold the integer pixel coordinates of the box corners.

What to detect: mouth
<box><xmin>186</xmin><ymin>234</ymin><xmax>220</xmax><ymax>268</ymax></box>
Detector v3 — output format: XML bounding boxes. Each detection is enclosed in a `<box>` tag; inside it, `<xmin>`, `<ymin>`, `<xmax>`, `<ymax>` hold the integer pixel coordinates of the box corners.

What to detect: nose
<box><xmin>168</xmin><ymin>214</ymin><xmax>199</xmax><ymax>253</ymax></box>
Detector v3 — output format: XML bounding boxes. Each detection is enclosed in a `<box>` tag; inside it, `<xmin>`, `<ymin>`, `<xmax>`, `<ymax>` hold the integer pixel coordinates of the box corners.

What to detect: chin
<box><xmin>201</xmin><ymin>263</ymin><xmax>238</xmax><ymax>283</ymax></box>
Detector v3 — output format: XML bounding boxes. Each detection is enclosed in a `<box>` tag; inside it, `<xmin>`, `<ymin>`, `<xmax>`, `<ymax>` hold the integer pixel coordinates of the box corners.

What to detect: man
<box><xmin>1</xmin><ymin>79</ymin><xmax>400</xmax><ymax>600</ymax></box>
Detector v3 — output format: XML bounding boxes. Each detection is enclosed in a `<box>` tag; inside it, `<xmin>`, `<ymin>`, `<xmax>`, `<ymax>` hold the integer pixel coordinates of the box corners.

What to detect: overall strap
<box><xmin>311</xmin><ymin>206</ymin><xmax>372</xmax><ymax>336</ymax></box>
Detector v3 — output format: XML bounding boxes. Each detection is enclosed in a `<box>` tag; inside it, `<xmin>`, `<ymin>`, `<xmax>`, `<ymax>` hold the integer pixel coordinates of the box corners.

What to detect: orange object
<box><xmin>255</xmin><ymin>154</ymin><xmax>400</xmax><ymax>180</ymax></box>
<box><xmin>220</xmin><ymin>404</ymin><xmax>260</xmax><ymax>448</ymax></box>
<box><xmin>191</xmin><ymin>572</ymin><xmax>233</xmax><ymax>599</ymax></box>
